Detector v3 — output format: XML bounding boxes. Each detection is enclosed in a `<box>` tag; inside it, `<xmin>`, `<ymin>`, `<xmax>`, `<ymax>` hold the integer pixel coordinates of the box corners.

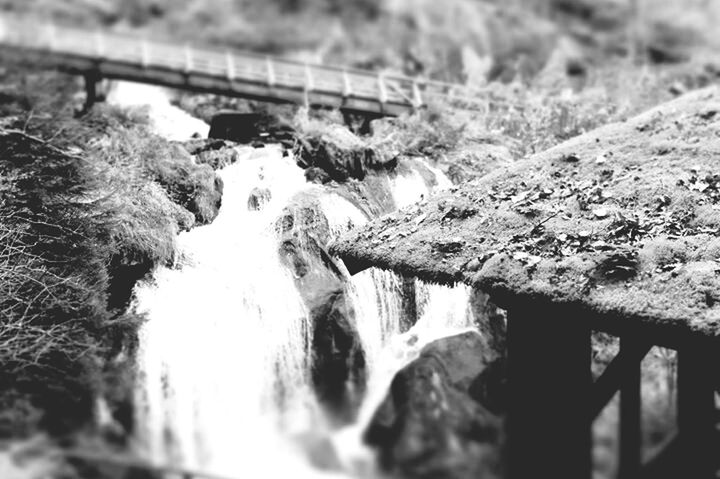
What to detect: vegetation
<box><xmin>0</xmin><ymin>68</ymin><xmax>216</xmax><ymax>441</ymax></box>
<box><xmin>0</xmin><ymin>0</ymin><xmax>719</xmax><ymax>477</ymax></box>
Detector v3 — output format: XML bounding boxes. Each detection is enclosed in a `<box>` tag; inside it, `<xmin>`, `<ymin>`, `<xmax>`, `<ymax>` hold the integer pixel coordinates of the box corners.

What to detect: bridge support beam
<box><xmin>677</xmin><ymin>345</ymin><xmax>716</xmax><ymax>478</ymax></box>
<box><xmin>506</xmin><ymin>303</ymin><xmax>592</xmax><ymax>479</ymax></box>
<box><xmin>77</xmin><ymin>71</ymin><xmax>105</xmax><ymax>116</ymax></box>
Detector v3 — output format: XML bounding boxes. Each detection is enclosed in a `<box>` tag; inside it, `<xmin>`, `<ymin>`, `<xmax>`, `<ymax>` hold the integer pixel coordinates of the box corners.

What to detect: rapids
<box><xmin>111</xmin><ymin>82</ymin><xmax>477</xmax><ymax>477</ymax></box>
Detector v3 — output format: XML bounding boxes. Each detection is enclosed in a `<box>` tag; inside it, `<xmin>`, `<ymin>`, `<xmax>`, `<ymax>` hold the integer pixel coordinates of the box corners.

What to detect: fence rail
<box><xmin>0</xmin><ymin>14</ymin><xmax>488</xmax><ymax>115</ymax></box>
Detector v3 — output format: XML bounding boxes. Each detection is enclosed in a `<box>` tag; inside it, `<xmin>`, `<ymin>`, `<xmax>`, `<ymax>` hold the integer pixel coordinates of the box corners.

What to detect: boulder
<box><xmin>247</xmin><ymin>187</ymin><xmax>272</xmax><ymax>211</ymax></box>
<box><xmin>275</xmin><ymin>192</ymin><xmax>365</xmax><ymax>421</ymax></box>
<box><xmin>364</xmin><ymin>331</ymin><xmax>503</xmax><ymax>479</ymax></box>
<box><xmin>294</xmin><ymin>125</ymin><xmax>395</xmax><ymax>182</ymax></box>
<box><xmin>311</xmin><ymin>289</ymin><xmax>366</xmax><ymax>423</ymax></box>
<box><xmin>180</xmin><ymin>137</ymin><xmax>241</xmax><ymax>170</ymax></box>
<box><xmin>208</xmin><ymin>111</ymin><xmax>296</xmax><ymax>144</ymax></box>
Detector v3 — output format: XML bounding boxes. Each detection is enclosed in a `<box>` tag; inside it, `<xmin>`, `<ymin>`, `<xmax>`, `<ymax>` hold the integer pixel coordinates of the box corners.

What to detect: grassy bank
<box><xmin>0</xmin><ymin>68</ymin><xmax>219</xmax><ymax>444</ymax></box>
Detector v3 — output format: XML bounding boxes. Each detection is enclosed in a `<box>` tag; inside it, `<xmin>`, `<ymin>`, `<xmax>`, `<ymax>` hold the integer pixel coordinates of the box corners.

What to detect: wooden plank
<box><xmin>591</xmin><ymin>341</ymin><xmax>651</xmax><ymax>419</ymax></box>
<box><xmin>506</xmin><ymin>303</ymin><xmax>592</xmax><ymax>479</ymax></box>
<box><xmin>618</xmin><ymin>336</ymin><xmax>644</xmax><ymax>479</ymax></box>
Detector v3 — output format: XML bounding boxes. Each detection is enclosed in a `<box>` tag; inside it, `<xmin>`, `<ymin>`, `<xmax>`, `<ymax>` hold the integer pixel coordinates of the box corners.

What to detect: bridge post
<box><xmin>677</xmin><ymin>344</ymin><xmax>715</xmax><ymax>478</ymax></box>
<box><xmin>506</xmin><ymin>302</ymin><xmax>592</xmax><ymax>479</ymax></box>
<box><xmin>77</xmin><ymin>71</ymin><xmax>103</xmax><ymax>116</ymax></box>
<box><xmin>618</xmin><ymin>335</ymin><xmax>643</xmax><ymax>479</ymax></box>
<box><xmin>412</xmin><ymin>80</ymin><xmax>423</xmax><ymax>109</ymax></box>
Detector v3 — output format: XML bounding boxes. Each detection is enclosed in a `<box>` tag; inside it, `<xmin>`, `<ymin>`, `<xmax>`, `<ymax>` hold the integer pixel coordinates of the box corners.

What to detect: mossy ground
<box><xmin>333</xmin><ymin>86</ymin><xmax>720</xmax><ymax>339</ymax></box>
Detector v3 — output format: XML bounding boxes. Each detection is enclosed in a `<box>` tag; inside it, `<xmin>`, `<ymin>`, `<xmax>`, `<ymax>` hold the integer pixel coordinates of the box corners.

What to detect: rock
<box><xmin>305</xmin><ymin>166</ymin><xmax>332</xmax><ymax>185</ymax></box>
<box><xmin>365</xmin><ymin>331</ymin><xmax>503</xmax><ymax>479</ymax></box>
<box><xmin>294</xmin><ymin>431</ymin><xmax>343</xmax><ymax>472</ymax></box>
<box><xmin>195</xmin><ymin>147</ymin><xmax>240</xmax><ymax>170</ymax></box>
<box><xmin>294</xmin><ymin>125</ymin><xmax>395</xmax><ymax>182</ymax></box>
<box><xmin>311</xmin><ymin>289</ymin><xmax>366</xmax><ymax>422</ymax></box>
<box><xmin>275</xmin><ymin>192</ymin><xmax>365</xmax><ymax>421</ymax></box>
<box><xmin>208</xmin><ymin>111</ymin><xmax>296</xmax><ymax>144</ymax></box>
<box><xmin>179</xmin><ymin>138</ymin><xmax>241</xmax><ymax>169</ymax></box>
<box><xmin>146</xmin><ymin>144</ymin><xmax>224</xmax><ymax>225</ymax></box>
<box><xmin>247</xmin><ymin>187</ymin><xmax>271</xmax><ymax>211</ymax></box>
<box><xmin>180</xmin><ymin>138</ymin><xmax>235</xmax><ymax>156</ymax></box>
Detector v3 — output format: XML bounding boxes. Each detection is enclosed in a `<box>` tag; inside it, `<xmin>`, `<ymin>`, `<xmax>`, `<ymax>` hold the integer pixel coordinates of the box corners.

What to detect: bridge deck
<box><xmin>0</xmin><ymin>14</ymin><xmax>485</xmax><ymax>116</ymax></box>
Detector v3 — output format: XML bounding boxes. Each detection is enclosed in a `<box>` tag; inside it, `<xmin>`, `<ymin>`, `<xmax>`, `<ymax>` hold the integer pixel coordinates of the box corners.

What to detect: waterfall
<box><xmin>133</xmin><ymin>147</ymin><xmax>341</xmax><ymax>476</ymax></box>
<box><xmin>112</xmin><ymin>81</ymin><xmax>478</xmax><ymax>478</ymax></box>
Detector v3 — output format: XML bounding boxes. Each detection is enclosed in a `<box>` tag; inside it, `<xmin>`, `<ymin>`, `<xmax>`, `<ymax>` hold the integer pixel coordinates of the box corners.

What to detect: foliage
<box><xmin>0</xmin><ymin>71</ymin><xmax>202</xmax><ymax>438</ymax></box>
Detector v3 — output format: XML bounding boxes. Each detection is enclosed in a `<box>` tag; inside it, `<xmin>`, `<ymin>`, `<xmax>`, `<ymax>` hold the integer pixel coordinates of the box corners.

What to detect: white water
<box><xmin>133</xmin><ymin>147</ymin><xmax>343</xmax><ymax>477</ymax></box>
<box><xmin>112</xmin><ymin>82</ymin><xmax>477</xmax><ymax>478</ymax></box>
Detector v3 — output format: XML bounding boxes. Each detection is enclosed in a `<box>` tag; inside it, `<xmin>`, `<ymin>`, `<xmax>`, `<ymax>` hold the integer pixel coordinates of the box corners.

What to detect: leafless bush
<box><xmin>0</xmin><ymin>215</ymin><xmax>97</xmax><ymax>378</ymax></box>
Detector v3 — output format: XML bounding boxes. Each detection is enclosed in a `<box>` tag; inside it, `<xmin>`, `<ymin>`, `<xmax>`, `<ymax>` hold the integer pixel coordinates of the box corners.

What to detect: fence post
<box><xmin>184</xmin><ymin>43</ymin><xmax>193</xmax><ymax>74</ymax></box>
<box><xmin>412</xmin><ymin>80</ymin><xmax>423</xmax><ymax>109</ymax></box>
<box><xmin>225</xmin><ymin>50</ymin><xmax>235</xmax><ymax>81</ymax></box>
<box><xmin>304</xmin><ymin>63</ymin><xmax>314</xmax><ymax>108</ymax></box>
<box><xmin>342</xmin><ymin>69</ymin><xmax>352</xmax><ymax>97</ymax></box>
<box><xmin>93</xmin><ymin>30</ymin><xmax>104</xmax><ymax>58</ymax></box>
<box><xmin>46</xmin><ymin>23</ymin><xmax>57</xmax><ymax>51</ymax></box>
<box><xmin>140</xmin><ymin>39</ymin><xmax>150</xmax><ymax>68</ymax></box>
<box><xmin>377</xmin><ymin>72</ymin><xmax>388</xmax><ymax>105</ymax></box>
<box><xmin>266</xmin><ymin>56</ymin><xmax>276</xmax><ymax>87</ymax></box>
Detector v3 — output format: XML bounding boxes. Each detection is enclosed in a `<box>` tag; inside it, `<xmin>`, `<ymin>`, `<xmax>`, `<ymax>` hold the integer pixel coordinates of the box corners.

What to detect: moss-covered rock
<box><xmin>332</xmin><ymin>86</ymin><xmax>720</xmax><ymax>343</ymax></box>
<box><xmin>365</xmin><ymin>331</ymin><xmax>502</xmax><ymax>479</ymax></box>
<box><xmin>144</xmin><ymin>143</ymin><xmax>224</xmax><ymax>224</ymax></box>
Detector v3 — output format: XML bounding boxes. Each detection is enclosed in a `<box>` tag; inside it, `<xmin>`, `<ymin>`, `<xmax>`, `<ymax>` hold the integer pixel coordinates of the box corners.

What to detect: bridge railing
<box><xmin>0</xmin><ymin>13</ymin><xmax>490</xmax><ymax>112</ymax></box>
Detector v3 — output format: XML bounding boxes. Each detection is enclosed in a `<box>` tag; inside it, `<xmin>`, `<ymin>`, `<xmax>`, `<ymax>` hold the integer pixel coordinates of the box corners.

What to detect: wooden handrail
<box><xmin>0</xmin><ymin>13</ymin><xmax>493</xmax><ymax>113</ymax></box>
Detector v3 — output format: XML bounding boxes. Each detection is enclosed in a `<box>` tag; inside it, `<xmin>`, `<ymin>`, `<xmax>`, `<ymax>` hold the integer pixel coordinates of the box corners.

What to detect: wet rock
<box><xmin>305</xmin><ymin>166</ymin><xmax>332</xmax><ymax>185</ymax></box>
<box><xmin>365</xmin><ymin>331</ymin><xmax>503</xmax><ymax>479</ymax></box>
<box><xmin>247</xmin><ymin>187</ymin><xmax>272</xmax><ymax>211</ymax></box>
<box><xmin>179</xmin><ymin>137</ymin><xmax>241</xmax><ymax>169</ymax></box>
<box><xmin>208</xmin><ymin>111</ymin><xmax>296</xmax><ymax>144</ymax></box>
<box><xmin>311</xmin><ymin>289</ymin><xmax>366</xmax><ymax>422</ymax></box>
<box><xmin>195</xmin><ymin>147</ymin><xmax>240</xmax><ymax>170</ymax></box>
<box><xmin>275</xmin><ymin>192</ymin><xmax>365</xmax><ymax>421</ymax></box>
<box><xmin>295</xmin><ymin>431</ymin><xmax>343</xmax><ymax>472</ymax></box>
<box><xmin>294</xmin><ymin>125</ymin><xmax>395</xmax><ymax>182</ymax></box>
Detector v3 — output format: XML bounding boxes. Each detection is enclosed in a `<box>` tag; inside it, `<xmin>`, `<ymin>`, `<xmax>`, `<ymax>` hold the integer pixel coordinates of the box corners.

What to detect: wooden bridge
<box><xmin>0</xmin><ymin>14</ymin><xmax>484</xmax><ymax>117</ymax></box>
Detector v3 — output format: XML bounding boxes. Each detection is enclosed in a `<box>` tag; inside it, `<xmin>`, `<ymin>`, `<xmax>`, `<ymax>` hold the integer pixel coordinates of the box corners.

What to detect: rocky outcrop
<box><xmin>147</xmin><ymin>144</ymin><xmax>224</xmax><ymax>224</ymax></box>
<box><xmin>247</xmin><ymin>187</ymin><xmax>271</xmax><ymax>211</ymax></box>
<box><xmin>294</xmin><ymin>125</ymin><xmax>396</xmax><ymax>182</ymax></box>
<box><xmin>275</xmin><ymin>191</ymin><xmax>366</xmax><ymax>421</ymax></box>
<box><xmin>179</xmin><ymin>138</ymin><xmax>240</xmax><ymax>170</ymax></box>
<box><xmin>365</xmin><ymin>331</ymin><xmax>503</xmax><ymax>479</ymax></box>
<box><xmin>310</xmin><ymin>289</ymin><xmax>366</xmax><ymax>422</ymax></box>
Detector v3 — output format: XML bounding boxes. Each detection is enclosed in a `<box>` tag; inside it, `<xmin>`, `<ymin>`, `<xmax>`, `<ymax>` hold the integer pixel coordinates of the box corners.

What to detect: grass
<box><xmin>1</xmin><ymin>1</ymin><xmax>719</xmax><ymax>476</ymax></box>
<box><xmin>0</xmin><ymin>68</ymin><xmax>219</xmax><ymax>441</ymax></box>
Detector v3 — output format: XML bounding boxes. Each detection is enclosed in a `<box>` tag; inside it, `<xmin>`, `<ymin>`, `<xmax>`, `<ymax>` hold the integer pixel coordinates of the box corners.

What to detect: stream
<box><xmin>110</xmin><ymin>82</ymin><xmax>476</xmax><ymax>478</ymax></box>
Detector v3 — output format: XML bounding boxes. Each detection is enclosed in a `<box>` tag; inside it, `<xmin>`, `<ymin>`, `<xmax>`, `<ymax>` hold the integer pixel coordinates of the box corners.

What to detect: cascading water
<box><xmin>133</xmin><ymin>146</ymin><xmax>340</xmax><ymax>476</ymax></box>
<box><xmin>112</xmin><ymin>81</ymin><xmax>480</xmax><ymax>478</ymax></box>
